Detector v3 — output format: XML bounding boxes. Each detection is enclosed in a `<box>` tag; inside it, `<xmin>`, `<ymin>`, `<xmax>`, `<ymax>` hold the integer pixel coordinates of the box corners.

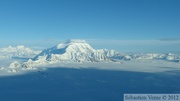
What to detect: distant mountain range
<box><xmin>0</xmin><ymin>39</ymin><xmax>179</xmax><ymax>70</ymax></box>
<box><xmin>0</xmin><ymin>45</ymin><xmax>41</xmax><ymax>58</ymax></box>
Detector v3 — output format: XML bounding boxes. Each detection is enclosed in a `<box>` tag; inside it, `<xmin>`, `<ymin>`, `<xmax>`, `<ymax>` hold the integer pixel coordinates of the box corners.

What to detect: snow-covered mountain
<box><xmin>0</xmin><ymin>45</ymin><xmax>41</xmax><ymax>58</ymax></box>
<box><xmin>2</xmin><ymin>39</ymin><xmax>180</xmax><ymax>71</ymax></box>
<box><xmin>20</xmin><ymin>39</ymin><xmax>179</xmax><ymax>69</ymax></box>
<box><xmin>33</xmin><ymin>39</ymin><xmax>112</xmax><ymax>62</ymax></box>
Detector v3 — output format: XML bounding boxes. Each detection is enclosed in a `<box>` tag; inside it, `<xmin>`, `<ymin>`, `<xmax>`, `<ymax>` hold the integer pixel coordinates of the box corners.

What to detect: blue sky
<box><xmin>0</xmin><ymin>0</ymin><xmax>180</xmax><ymax>53</ymax></box>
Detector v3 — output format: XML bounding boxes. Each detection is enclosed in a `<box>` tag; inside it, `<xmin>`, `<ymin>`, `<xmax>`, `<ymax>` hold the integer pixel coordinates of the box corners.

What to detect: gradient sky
<box><xmin>0</xmin><ymin>0</ymin><xmax>180</xmax><ymax>53</ymax></box>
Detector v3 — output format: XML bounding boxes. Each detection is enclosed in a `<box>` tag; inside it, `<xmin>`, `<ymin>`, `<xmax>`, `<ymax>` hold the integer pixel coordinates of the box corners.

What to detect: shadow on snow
<box><xmin>0</xmin><ymin>67</ymin><xmax>180</xmax><ymax>101</ymax></box>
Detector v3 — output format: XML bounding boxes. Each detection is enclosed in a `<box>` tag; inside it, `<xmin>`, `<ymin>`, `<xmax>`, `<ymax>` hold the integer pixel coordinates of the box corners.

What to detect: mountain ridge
<box><xmin>33</xmin><ymin>39</ymin><xmax>113</xmax><ymax>62</ymax></box>
<box><xmin>0</xmin><ymin>39</ymin><xmax>179</xmax><ymax>70</ymax></box>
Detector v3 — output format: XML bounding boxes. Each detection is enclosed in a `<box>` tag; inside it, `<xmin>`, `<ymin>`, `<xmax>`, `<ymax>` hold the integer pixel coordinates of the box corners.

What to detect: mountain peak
<box><xmin>34</xmin><ymin>39</ymin><xmax>110</xmax><ymax>62</ymax></box>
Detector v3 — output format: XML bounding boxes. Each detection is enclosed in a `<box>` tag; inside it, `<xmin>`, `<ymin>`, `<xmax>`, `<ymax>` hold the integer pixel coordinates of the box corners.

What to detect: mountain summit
<box><xmin>34</xmin><ymin>39</ymin><xmax>111</xmax><ymax>62</ymax></box>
